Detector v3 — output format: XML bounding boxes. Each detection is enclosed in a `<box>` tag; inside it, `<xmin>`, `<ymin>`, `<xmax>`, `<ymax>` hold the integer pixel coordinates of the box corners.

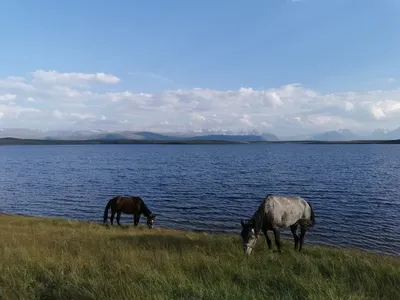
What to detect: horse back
<box><xmin>115</xmin><ymin>196</ymin><xmax>142</xmax><ymax>214</ymax></box>
<box><xmin>262</xmin><ymin>195</ymin><xmax>311</xmax><ymax>227</ymax></box>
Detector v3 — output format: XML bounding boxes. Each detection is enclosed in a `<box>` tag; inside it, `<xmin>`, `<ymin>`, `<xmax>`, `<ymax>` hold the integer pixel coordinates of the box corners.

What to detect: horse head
<box><xmin>146</xmin><ymin>214</ymin><xmax>156</xmax><ymax>228</ymax></box>
<box><xmin>240</xmin><ymin>219</ymin><xmax>257</xmax><ymax>255</ymax></box>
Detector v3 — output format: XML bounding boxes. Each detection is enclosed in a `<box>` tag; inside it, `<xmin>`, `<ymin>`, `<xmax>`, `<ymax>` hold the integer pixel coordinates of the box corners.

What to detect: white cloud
<box><xmin>239</xmin><ymin>114</ymin><xmax>253</xmax><ymax>127</ymax></box>
<box><xmin>32</xmin><ymin>70</ymin><xmax>120</xmax><ymax>85</ymax></box>
<box><xmin>0</xmin><ymin>103</ymin><xmax>40</xmax><ymax>119</ymax></box>
<box><xmin>52</xmin><ymin>110</ymin><xmax>97</xmax><ymax>121</ymax></box>
<box><xmin>370</xmin><ymin>100</ymin><xmax>400</xmax><ymax>120</ymax></box>
<box><xmin>191</xmin><ymin>113</ymin><xmax>206</xmax><ymax>122</ymax></box>
<box><xmin>70</xmin><ymin>112</ymin><xmax>97</xmax><ymax>120</ymax></box>
<box><xmin>1</xmin><ymin>70</ymin><xmax>400</xmax><ymax>135</ymax></box>
<box><xmin>52</xmin><ymin>110</ymin><xmax>64</xmax><ymax>119</ymax></box>
<box><xmin>0</xmin><ymin>77</ymin><xmax>36</xmax><ymax>92</ymax></box>
<box><xmin>344</xmin><ymin>101</ymin><xmax>354</xmax><ymax>111</ymax></box>
<box><xmin>0</xmin><ymin>94</ymin><xmax>17</xmax><ymax>101</ymax></box>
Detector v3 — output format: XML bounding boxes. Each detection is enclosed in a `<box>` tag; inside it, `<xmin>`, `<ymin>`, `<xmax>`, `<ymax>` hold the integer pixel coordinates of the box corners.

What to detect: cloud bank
<box><xmin>0</xmin><ymin>70</ymin><xmax>400</xmax><ymax>136</ymax></box>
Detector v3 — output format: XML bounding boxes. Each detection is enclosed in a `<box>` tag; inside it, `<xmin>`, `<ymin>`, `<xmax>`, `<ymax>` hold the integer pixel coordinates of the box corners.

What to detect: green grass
<box><xmin>1</xmin><ymin>215</ymin><xmax>399</xmax><ymax>300</ymax></box>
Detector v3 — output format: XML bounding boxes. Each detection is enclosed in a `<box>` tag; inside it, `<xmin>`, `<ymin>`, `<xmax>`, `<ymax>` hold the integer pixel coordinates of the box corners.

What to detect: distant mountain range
<box><xmin>0</xmin><ymin>127</ymin><xmax>400</xmax><ymax>142</ymax></box>
<box><xmin>309</xmin><ymin>129</ymin><xmax>360</xmax><ymax>141</ymax></box>
<box><xmin>0</xmin><ymin>128</ymin><xmax>280</xmax><ymax>142</ymax></box>
<box><xmin>309</xmin><ymin>128</ymin><xmax>400</xmax><ymax>141</ymax></box>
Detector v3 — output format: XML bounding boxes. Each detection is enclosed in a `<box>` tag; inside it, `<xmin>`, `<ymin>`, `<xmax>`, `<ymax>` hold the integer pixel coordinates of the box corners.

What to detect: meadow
<box><xmin>1</xmin><ymin>214</ymin><xmax>399</xmax><ymax>300</ymax></box>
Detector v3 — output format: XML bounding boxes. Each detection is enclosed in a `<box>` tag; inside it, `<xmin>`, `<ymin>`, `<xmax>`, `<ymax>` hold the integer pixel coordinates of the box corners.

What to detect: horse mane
<box><xmin>308</xmin><ymin>202</ymin><xmax>316</xmax><ymax>226</ymax></box>
<box><xmin>250</xmin><ymin>196</ymin><xmax>270</xmax><ymax>236</ymax></box>
<box><xmin>139</xmin><ymin>198</ymin><xmax>152</xmax><ymax>217</ymax></box>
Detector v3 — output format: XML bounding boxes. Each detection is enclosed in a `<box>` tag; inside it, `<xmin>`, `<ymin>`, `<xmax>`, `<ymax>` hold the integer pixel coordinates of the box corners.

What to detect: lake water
<box><xmin>1</xmin><ymin>144</ymin><xmax>399</xmax><ymax>256</ymax></box>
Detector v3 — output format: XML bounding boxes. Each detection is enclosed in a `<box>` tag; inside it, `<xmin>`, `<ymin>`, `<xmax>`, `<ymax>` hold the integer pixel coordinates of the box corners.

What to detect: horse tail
<box><xmin>103</xmin><ymin>197</ymin><xmax>115</xmax><ymax>224</ymax></box>
<box><xmin>308</xmin><ymin>202</ymin><xmax>316</xmax><ymax>227</ymax></box>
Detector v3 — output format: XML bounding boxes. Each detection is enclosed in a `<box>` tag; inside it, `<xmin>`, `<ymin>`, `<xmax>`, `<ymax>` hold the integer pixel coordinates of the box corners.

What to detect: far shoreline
<box><xmin>1</xmin><ymin>137</ymin><xmax>400</xmax><ymax>146</ymax></box>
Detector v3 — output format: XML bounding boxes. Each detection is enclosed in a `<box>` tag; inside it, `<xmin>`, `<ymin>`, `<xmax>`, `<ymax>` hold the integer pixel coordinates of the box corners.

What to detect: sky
<box><xmin>1</xmin><ymin>0</ymin><xmax>400</xmax><ymax>137</ymax></box>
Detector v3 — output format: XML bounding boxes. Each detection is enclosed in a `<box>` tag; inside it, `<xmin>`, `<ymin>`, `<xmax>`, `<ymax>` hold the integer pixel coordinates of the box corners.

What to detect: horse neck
<box><xmin>250</xmin><ymin>203</ymin><xmax>266</xmax><ymax>234</ymax></box>
<box><xmin>140</xmin><ymin>201</ymin><xmax>151</xmax><ymax>217</ymax></box>
<box><xmin>253</xmin><ymin>199</ymin><xmax>268</xmax><ymax>218</ymax></box>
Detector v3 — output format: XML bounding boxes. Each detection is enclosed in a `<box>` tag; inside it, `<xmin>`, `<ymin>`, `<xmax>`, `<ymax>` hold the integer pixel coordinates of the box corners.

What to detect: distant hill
<box><xmin>181</xmin><ymin>134</ymin><xmax>277</xmax><ymax>142</ymax></box>
<box><xmin>308</xmin><ymin>127</ymin><xmax>400</xmax><ymax>141</ymax></box>
<box><xmin>354</xmin><ymin>127</ymin><xmax>400</xmax><ymax>140</ymax></box>
<box><xmin>87</xmin><ymin>132</ymin><xmax>279</xmax><ymax>142</ymax></box>
<box><xmin>370</xmin><ymin>127</ymin><xmax>400</xmax><ymax>140</ymax></box>
<box><xmin>310</xmin><ymin>129</ymin><xmax>360</xmax><ymax>141</ymax></box>
<box><xmin>2</xmin><ymin>127</ymin><xmax>400</xmax><ymax>142</ymax></box>
<box><xmin>0</xmin><ymin>128</ymin><xmax>279</xmax><ymax>142</ymax></box>
<box><xmin>386</xmin><ymin>127</ymin><xmax>400</xmax><ymax>139</ymax></box>
<box><xmin>279</xmin><ymin>134</ymin><xmax>313</xmax><ymax>141</ymax></box>
<box><xmin>1</xmin><ymin>137</ymin><xmax>400</xmax><ymax>145</ymax></box>
<box><xmin>369</xmin><ymin>128</ymin><xmax>391</xmax><ymax>140</ymax></box>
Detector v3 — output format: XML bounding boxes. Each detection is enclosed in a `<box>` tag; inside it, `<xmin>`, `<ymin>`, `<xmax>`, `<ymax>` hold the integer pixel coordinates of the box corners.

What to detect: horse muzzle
<box><xmin>243</xmin><ymin>244</ymin><xmax>253</xmax><ymax>255</ymax></box>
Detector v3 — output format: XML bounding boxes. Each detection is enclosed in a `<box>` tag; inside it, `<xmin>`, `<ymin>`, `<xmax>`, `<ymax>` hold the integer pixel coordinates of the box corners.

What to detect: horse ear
<box><xmin>241</xmin><ymin>219</ymin><xmax>246</xmax><ymax>227</ymax></box>
<box><xmin>152</xmin><ymin>214</ymin><xmax>156</xmax><ymax>219</ymax></box>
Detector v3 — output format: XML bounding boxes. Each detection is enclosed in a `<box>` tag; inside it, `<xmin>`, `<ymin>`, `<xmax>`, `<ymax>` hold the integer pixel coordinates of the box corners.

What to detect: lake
<box><xmin>1</xmin><ymin>144</ymin><xmax>399</xmax><ymax>256</ymax></box>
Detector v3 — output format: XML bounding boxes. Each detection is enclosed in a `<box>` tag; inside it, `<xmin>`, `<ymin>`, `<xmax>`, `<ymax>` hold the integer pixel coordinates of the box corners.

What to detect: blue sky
<box><xmin>1</xmin><ymin>0</ymin><xmax>400</xmax><ymax>136</ymax></box>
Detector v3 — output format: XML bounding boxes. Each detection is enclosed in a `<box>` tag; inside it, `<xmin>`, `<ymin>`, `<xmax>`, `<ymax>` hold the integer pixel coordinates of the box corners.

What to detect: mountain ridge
<box><xmin>0</xmin><ymin>127</ymin><xmax>400</xmax><ymax>141</ymax></box>
<box><xmin>0</xmin><ymin>128</ymin><xmax>280</xmax><ymax>142</ymax></box>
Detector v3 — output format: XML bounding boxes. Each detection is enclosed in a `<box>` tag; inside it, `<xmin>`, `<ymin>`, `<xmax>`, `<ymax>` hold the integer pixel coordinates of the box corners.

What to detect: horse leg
<box><xmin>133</xmin><ymin>214</ymin><xmax>140</xmax><ymax>226</ymax></box>
<box><xmin>272</xmin><ymin>228</ymin><xmax>282</xmax><ymax>252</ymax></box>
<box><xmin>262</xmin><ymin>228</ymin><xmax>272</xmax><ymax>250</ymax></box>
<box><xmin>290</xmin><ymin>224</ymin><xmax>299</xmax><ymax>250</ymax></box>
<box><xmin>116</xmin><ymin>212</ymin><xmax>122</xmax><ymax>226</ymax></box>
<box><xmin>299</xmin><ymin>224</ymin><xmax>307</xmax><ymax>252</ymax></box>
<box><xmin>110</xmin><ymin>210</ymin><xmax>115</xmax><ymax>225</ymax></box>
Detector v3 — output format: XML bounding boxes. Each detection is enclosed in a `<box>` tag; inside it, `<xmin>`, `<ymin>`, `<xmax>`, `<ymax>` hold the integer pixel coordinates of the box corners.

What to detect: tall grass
<box><xmin>1</xmin><ymin>215</ymin><xmax>399</xmax><ymax>300</ymax></box>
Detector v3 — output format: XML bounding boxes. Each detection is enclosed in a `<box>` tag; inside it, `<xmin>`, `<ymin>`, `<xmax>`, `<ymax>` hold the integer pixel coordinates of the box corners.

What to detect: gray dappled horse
<box><xmin>240</xmin><ymin>194</ymin><xmax>315</xmax><ymax>255</ymax></box>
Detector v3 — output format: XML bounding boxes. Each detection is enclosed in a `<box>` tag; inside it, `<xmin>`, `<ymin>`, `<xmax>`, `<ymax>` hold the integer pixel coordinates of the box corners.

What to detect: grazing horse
<box><xmin>240</xmin><ymin>194</ymin><xmax>315</xmax><ymax>255</ymax></box>
<box><xmin>103</xmin><ymin>195</ymin><xmax>156</xmax><ymax>228</ymax></box>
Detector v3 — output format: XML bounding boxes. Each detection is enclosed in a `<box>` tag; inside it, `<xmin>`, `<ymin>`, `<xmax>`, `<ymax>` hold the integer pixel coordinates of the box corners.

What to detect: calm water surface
<box><xmin>1</xmin><ymin>144</ymin><xmax>399</xmax><ymax>256</ymax></box>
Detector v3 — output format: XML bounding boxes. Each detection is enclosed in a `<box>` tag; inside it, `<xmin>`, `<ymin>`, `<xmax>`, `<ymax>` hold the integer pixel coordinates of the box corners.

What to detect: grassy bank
<box><xmin>1</xmin><ymin>215</ymin><xmax>399</xmax><ymax>300</ymax></box>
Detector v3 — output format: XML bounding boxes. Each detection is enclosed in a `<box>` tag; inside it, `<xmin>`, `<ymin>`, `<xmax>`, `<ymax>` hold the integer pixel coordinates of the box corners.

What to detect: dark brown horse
<box><xmin>103</xmin><ymin>195</ymin><xmax>156</xmax><ymax>228</ymax></box>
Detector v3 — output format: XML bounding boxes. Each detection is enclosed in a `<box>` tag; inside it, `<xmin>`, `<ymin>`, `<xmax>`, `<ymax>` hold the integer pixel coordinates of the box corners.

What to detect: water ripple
<box><xmin>1</xmin><ymin>144</ymin><xmax>400</xmax><ymax>256</ymax></box>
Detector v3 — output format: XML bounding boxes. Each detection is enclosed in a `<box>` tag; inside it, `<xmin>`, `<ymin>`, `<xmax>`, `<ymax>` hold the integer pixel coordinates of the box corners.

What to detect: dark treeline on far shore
<box><xmin>0</xmin><ymin>137</ymin><xmax>400</xmax><ymax>146</ymax></box>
